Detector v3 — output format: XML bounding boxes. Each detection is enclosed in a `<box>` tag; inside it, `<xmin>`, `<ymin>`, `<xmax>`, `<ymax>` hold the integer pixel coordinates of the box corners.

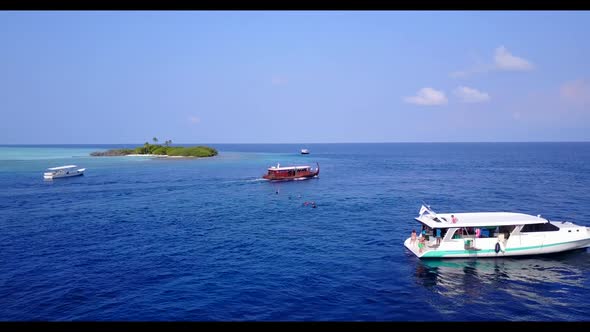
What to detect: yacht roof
<box><xmin>416</xmin><ymin>212</ymin><xmax>549</xmax><ymax>229</ymax></box>
<box><xmin>46</xmin><ymin>165</ymin><xmax>78</xmax><ymax>170</ymax></box>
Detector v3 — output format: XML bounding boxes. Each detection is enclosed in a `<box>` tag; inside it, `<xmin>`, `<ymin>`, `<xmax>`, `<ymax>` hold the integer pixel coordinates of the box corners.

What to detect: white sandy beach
<box><xmin>124</xmin><ymin>154</ymin><xmax>194</xmax><ymax>158</ymax></box>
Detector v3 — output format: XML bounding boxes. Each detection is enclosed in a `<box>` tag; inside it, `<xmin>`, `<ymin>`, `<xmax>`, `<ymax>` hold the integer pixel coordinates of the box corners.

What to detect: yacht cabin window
<box><xmin>521</xmin><ymin>223</ymin><xmax>559</xmax><ymax>232</ymax></box>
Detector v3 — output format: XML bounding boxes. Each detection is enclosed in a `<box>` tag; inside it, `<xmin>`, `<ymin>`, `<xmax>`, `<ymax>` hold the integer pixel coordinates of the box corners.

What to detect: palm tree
<box><xmin>144</xmin><ymin>142</ymin><xmax>150</xmax><ymax>154</ymax></box>
<box><xmin>152</xmin><ymin>137</ymin><xmax>158</xmax><ymax>144</ymax></box>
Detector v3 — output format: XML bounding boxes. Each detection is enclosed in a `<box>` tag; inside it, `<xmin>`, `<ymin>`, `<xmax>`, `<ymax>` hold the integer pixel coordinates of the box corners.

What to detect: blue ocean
<box><xmin>1</xmin><ymin>143</ymin><xmax>589</xmax><ymax>321</ymax></box>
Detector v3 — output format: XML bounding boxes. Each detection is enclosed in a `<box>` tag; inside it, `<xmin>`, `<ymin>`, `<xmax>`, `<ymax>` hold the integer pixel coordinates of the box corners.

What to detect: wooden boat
<box><xmin>262</xmin><ymin>162</ymin><xmax>319</xmax><ymax>181</ymax></box>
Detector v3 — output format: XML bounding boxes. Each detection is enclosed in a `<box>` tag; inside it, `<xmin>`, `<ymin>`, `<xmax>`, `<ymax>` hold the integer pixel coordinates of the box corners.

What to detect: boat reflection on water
<box><xmin>414</xmin><ymin>249</ymin><xmax>589</xmax><ymax>301</ymax></box>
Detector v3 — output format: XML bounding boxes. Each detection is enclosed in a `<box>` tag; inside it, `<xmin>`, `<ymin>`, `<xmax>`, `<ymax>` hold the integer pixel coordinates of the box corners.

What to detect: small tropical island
<box><xmin>90</xmin><ymin>137</ymin><xmax>218</xmax><ymax>158</ymax></box>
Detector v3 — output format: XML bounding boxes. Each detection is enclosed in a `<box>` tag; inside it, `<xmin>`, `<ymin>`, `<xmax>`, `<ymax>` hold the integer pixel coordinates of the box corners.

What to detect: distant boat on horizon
<box><xmin>301</xmin><ymin>149</ymin><xmax>310</xmax><ymax>155</ymax></box>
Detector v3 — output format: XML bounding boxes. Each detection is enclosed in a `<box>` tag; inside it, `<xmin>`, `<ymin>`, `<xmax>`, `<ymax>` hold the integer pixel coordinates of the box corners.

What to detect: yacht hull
<box><xmin>405</xmin><ymin>235</ymin><xmax>590</xmax><ymax>259</ymax></box>
<box><xmin>44</xmin><ymin>169</ymin><xmax>85</xmax><ymax>180</ymax></box>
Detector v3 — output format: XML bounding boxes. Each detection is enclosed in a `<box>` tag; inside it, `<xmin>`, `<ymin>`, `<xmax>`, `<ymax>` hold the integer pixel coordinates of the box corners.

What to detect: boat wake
<box><xmin>244</xmin><ymin>178</ymin><xmax>268</xmax><ymax>183</ymax></box>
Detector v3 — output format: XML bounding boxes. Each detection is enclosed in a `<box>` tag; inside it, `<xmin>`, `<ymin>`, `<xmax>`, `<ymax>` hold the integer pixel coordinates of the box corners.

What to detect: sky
<box><xmin>1</xmin><ymin>11</ymin><xmax>589</xmax><ymax>144</ymax></box>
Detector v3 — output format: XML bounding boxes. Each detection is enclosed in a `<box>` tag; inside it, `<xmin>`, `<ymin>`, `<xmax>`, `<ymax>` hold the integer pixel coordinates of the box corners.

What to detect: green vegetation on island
<box><xmin>90</xmin><ymin>138</ymin><xmax>218</xmax><ymax>158</ymax></box>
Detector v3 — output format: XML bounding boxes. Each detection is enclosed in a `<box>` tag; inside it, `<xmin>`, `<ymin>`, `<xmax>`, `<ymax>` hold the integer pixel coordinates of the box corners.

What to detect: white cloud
<box><xmin>560</xmin><ymin>79</ymin><xmax>590</xmax><ymax>107</ymax></box>
<box><xmin>404</xmin><ymin>88</ymin><xmax>448</xmax><ymax>106</ymax></box>
<box><xmin>188</xmin><ymin>116</ymin><xmax>200</xmax><ymax>124</ymax></box>
<box><xmin>494</xmin><ymin>46</ymin><xmax>534</xmax><ymax>71</ymax></box>
<box><xmin>451</xmin><ymin>46</ymin><xmax>534</xmax><ymax>78</ymax></box>
<box><xmin>454</xmin><ymin>86</ymin><xmax>491</xmax><ymax>103</ymax></box>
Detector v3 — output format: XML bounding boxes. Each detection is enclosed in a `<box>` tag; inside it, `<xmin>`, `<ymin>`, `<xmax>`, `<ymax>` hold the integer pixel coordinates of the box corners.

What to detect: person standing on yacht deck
<box><xmin>435</xmin><ymin>228</ymin><xmax>442</xmax><ymax>246</ymax></box>
<box><xmin>451</xmin><ymin>215</ymin><xmax>458</xmax><ymax>223</ymax></box>
<box><xmin>421</xmin><ymin>225</ymin><xmax>428</xmax><ymax>240</ymax></box>
<box><xmin>418</xmin><ymin>235</ymin><xmax>426</xmax><ymax>253</ymax></box>
<box><xmin>410</xmin><ymin>230</ymin><xmax>417</xmax><ymax>246</ymax></box>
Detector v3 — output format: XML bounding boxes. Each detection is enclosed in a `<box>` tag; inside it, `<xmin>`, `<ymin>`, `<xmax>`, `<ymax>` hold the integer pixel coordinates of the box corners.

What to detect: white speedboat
<box><xmin>404</xmin><ymin>204</ymin><xmax>590</xmax><ymax>258</ymax></box>
<box><xmin>301</xmin><ymin>149</ymin><xmax>310</xmax><ymax>155</ymax></box>
<box><xmin>43</xmin><ymin>165</ymin><xmax>86</xmax><ymax>180</ymax></box>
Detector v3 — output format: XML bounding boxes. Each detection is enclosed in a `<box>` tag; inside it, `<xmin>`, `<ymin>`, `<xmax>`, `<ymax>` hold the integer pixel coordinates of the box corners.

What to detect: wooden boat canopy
<box><xmin>267</xmin><ymin>165</ymin><xmax>311</xmax><ymax>171</ymax></box>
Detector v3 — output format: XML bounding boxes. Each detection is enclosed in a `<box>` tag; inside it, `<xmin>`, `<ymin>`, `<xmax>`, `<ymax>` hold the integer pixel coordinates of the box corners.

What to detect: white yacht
<box><xmin>301</xmin><ymin>149</ymin><xmax>310</xmax><ymax>155</ymax></box>
<box><xmin>43</xmin><ymin>165</ymin><xmax>85</xmax><ymax>180</ymax></box>
<box><xmin>404</xmin><ymin>204</ymin><xmax>590</xmax><ymax>258</ymax></box>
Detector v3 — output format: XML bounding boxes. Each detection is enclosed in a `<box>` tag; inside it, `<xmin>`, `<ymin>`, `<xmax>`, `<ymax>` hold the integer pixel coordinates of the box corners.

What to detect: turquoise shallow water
<box><xmin>1</xmin><ymin>143</ymin><xmax>589</xmax><ymax>321</ymax></box>
<box><xmin>0</xmin><ymin>146</ymin><xmax>99</xmax><ymax>161</ymax></box>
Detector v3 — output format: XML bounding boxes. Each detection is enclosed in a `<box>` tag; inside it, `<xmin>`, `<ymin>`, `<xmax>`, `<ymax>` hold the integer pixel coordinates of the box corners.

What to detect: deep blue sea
<box><xmin>1</xmin><ymin>143</ymin><xmax>590</xmax><ymax>321</ymax></box>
